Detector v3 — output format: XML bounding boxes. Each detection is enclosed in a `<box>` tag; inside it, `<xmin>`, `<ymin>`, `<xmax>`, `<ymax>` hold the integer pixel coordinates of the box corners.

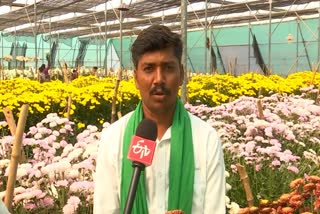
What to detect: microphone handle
<box><xmin>123</xmin><ymin>162</ymin><xmax>145</xmax><ymax>214</ymax></box>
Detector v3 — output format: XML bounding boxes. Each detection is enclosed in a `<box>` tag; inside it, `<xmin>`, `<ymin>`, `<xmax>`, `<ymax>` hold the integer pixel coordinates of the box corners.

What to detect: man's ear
<box><xmin>133</xmin><ymin>69</ymin><xmax>139</xmax><ymax>89</ymax></box>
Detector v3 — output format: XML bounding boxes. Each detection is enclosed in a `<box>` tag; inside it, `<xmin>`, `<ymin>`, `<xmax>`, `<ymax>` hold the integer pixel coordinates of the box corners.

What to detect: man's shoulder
<box><xmin>188</xmin><ymin>112</ymin><xmax>215</xmax><ymax>132</ymax></box>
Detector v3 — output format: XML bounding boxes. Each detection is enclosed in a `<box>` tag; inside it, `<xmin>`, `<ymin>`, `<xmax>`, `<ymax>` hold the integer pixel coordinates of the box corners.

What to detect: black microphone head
<box><xmin>135</xmin><ymin>118</ymin><xmax>157</xmax><ymax>141</ymax></box>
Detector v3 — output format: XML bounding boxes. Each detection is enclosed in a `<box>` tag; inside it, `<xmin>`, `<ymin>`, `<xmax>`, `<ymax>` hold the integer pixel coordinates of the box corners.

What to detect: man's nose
<box><xmin>154</xmin><ymin>67</ymin><xmax>164</xmax><ymax>83</ymax></box>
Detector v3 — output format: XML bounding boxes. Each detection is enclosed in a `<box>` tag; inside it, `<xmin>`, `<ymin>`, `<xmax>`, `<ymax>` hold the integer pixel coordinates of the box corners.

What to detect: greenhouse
<box><xmin>0</xmin><ymin>0</ymin><xmax>320</xmax><ymax>214</ymax></box>
<box><xmin>0</xmin><ymin>0</ymin><xmax>319</xmax><ymax>78</ymax></box>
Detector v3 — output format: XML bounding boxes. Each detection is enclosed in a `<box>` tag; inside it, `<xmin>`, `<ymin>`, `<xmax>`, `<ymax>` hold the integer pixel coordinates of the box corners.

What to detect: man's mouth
<box><xmin>153</xmin><ymin>90</ymin><xmax>165</xmax><ymax>95</ymax></box>
<box><xmin>150</xmin><ymin>85</ymin><xmax>170</xmax><ymax>96</ymax></box>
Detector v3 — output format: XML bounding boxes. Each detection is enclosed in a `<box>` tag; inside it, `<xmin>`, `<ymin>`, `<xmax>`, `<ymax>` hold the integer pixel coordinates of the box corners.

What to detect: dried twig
<box><xmin>236</xmin><ymin>163</ymin><xmax>254</xmax><ymax>207</ymax></box>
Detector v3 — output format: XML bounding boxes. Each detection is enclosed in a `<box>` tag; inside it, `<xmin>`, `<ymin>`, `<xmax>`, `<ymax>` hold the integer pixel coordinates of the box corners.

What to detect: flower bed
<box><xmin>0</xmin><ymin>72</ymin><xmax>320</xmax><ymax>213</ymax></box>
<box><xmin>0</xmin><ymin>71</ymin><xmax>319</xmax><ymax>135</ymax></box>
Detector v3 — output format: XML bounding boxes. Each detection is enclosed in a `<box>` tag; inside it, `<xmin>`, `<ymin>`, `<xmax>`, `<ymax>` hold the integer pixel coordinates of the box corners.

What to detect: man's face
<box><xmin>134</xmin><ymin>47</ymin><xmax>184</xmax><ymax>114</ymax></box>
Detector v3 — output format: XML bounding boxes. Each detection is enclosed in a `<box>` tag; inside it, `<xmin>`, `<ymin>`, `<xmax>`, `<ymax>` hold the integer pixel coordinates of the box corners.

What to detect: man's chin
<box><xmin>152</xmin><ymin>94</ymin><xmax>166</xmax><ymax>101</ymax></box>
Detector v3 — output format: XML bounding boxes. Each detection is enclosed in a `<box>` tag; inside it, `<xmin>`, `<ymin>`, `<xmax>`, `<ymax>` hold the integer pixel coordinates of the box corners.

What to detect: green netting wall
<box><xmin>0</xmin><ymin>17</ymin><xmax>319</xmax><ymax>76</ymax></box>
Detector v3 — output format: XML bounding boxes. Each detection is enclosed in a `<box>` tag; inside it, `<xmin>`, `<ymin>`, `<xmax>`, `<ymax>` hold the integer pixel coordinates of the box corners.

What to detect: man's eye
<box><xmin>164</xmin><ymin>65</ymin><xmax>175</xmax><ymax>71</ymax></box>
<box><xmin>143</xmin><ymin>66</ymin><xmax>153</xmax><ymax>72</ymax></box>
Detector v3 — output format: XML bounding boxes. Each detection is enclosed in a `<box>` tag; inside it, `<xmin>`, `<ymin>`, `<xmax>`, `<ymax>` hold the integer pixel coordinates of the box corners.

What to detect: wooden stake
<box><xmin>5</xmin><ymin>104</ymin><xmax>29</xmax><ymax>212</ymax></box>
<box><xmin>257</xmin><ymin>98</ymin><xmax>264</xmax><ymax>119</ymax></box>
<box><xmin>111</xmin><ymin>70</ymin><xmax>122</xmax><ymax>123</ymax></box>
<box><xmin>2</xmin><ymin>108</ymin><xmax>17</xmax><ymax>136</ymax></box>
<box><xmin>310</xmin><ymin>62</ymin><xmax>320</xmax><ymax>86</ymax></box>
<box><xmin>3</xmin><ymin>108</ymin><xmax>27</xmax><ymax>163</ymax></box>
<box><xmin>66</xmin><ymin>95</ymin><xmax>72</xmax><ymax>119</ymax></box>
<box><xmin>317</xmin><ymin>83</ymin><xmax>320</xmax><ymax>105</ymax></box>
<box><xmin>236</xmin><ymin>163</ymin><xmax>254</xmax><ymax>207</ymax></box>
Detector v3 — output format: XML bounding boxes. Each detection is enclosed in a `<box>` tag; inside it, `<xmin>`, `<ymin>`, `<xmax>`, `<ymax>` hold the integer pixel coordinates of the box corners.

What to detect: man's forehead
<box><xmin>140</xmin><ymin>59</ymin><xmax>177</xmax><ymax>65</ymax></box>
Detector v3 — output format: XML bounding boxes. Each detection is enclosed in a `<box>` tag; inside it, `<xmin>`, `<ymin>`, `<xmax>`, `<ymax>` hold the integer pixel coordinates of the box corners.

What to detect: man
<box><xmin>0</xmin><ymin>200</ymin><xmax>10</xmax><ymax>214</ymax></box>
<box><xmin>94</xmin><ymin>25</ymin><xmax>226</xmax><ymax>214</ymax></box>
<box><xmin>91</xmin><ymin>66</ymin><xmax>99</xmax><ymax>77</ymax></box>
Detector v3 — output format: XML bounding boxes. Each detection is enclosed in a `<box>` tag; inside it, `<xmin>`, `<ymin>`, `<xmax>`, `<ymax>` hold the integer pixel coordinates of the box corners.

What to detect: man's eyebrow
<box><xmin>141</xmin><ymin>62</ymin><xmax>155</xmax><ymax>66</ymax></box>
<box><xmin>142</xmin><ymin>60</ymin><xmax>176</xmax><ymax>65</ymax></box>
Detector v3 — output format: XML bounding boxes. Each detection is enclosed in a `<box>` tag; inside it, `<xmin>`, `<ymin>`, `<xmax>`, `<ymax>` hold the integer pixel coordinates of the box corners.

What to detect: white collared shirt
<box><xmin>94</xmin><ymin>112</ymin><xmax>226</xmax><ymax>214</ymax></box>
<box><xmin>0</xmin><ymin>201</ymin><xmax>9</xmax><ymax>214</ymax></box>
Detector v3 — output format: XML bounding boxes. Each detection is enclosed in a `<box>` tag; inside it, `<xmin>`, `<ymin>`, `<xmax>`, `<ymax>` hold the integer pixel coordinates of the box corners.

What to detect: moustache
<box><xmin>149</xmin><ymin>85</ymin><xmax>170</xmax><ymax>95</ymax></box>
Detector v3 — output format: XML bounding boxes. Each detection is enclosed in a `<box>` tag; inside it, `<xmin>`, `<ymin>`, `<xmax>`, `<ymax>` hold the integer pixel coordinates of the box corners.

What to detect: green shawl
<box><xmin>120</xmin><ymin>98</ymin><xmax>195</xmax><ymax>214</ymax></box>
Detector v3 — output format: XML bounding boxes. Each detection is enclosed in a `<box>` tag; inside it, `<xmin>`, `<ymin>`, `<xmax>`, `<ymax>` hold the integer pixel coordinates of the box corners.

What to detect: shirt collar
<box><xmin>157</xmin><ymin>126</ymin><xmax>172</xmax><ymax>142</ymax></box>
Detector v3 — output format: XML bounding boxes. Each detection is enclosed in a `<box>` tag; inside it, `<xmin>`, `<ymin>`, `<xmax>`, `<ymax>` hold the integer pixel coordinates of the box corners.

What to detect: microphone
<box><xmin>124</xmin><ymin>118</ymin><xmax>157</xmax><ymax>214</ymax></box>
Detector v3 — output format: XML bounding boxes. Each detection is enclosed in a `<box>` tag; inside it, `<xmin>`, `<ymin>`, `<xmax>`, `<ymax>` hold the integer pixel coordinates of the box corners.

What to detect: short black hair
<box><xmin>130</xmin><ymin>24</ymin><xmax>183</xmax><ymax>69</ymax></box>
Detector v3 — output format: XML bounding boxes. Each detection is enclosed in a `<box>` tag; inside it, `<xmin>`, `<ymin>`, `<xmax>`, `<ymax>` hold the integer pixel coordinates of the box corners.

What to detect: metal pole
<box><xmin>268</xmin><ymin>0</ymin><xmax>272</xmax><ymax>75</ymax></box>
<box><xmin>318</xmin><ymin>7</ymin><xmax>320</xmax><ymax>67</ymax></box>
<box><xmin>105</xmin><ymin>1</ymin><xmax>108</xmax><ymax>76</ymax></box>
<box><xmin>181</xmin><ymin>0</ymin><xmax>188</xmax><ymax>104</ymax></box>
<box><xmin>296</xmin><ymin>18</ymin><xmax>299</xmax><ymax>72</ymax></box>
<box><xmin>1</xmin><ymin>33</ymin><xmax>3</xmax><ymax>80</ymax></box>
<box><xmin>96</xmin><ymin>36</ymin><xmax>98</xmax><ymax>68</ymax></box>
<box><xmin>14</xmin><ymin>24</ymin><xmax>17</xmax><ymax>70</ymax></box>
<box><xmin>34</xmin><ymin>0</ymin><xmax>38</xmax><ymax>74</ymax></box>
<box><xmin>204</xmin><ymin>0</ymin><xmax>208</xmax><ymax>73</ymax></box>
<box><xmin>99</xmin><ymin>37</ymin><xmax>102</xmax><ymax>70</ymax></box>
<box><xmin>248</xmin><ymin>11</ymin><xmax>251</xmax><ymax>72</ymax></box>
<box><xmin>120</xmin><ymin>0</ymin><xmax>123</xmax><ymax>73</ymax></box>
<box><xmin>49</xmin><ymin>14</ymin><xmax>52</xmax><ymax>67</ymax></box>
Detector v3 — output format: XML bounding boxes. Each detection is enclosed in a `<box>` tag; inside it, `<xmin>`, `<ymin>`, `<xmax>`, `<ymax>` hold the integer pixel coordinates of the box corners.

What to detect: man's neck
<box><xmin>143</xmin><ymin>109</ymin><xmax>175</xmax><ymax>140</ymax></box>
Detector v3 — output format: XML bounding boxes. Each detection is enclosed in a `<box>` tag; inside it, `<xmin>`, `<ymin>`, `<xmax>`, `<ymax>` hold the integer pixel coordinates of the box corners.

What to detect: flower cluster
<box><xmin>185</xmin><ymin>92</ymin><xmax>320</xmax><ymax>210</ymax></box>
<box><xmin>0</xmin><ymin>113</ymin><xmax>107</xmax><ymax>213</ymax></box>
<box><xmin>238</xmin><ymin>175</ymin><xmax>320</xmax><ymax>214</ymax></box>
<box><xmin>1</xmin><ymin>72</ymin><xmax>319</xmax><ymax>133</ymax></box>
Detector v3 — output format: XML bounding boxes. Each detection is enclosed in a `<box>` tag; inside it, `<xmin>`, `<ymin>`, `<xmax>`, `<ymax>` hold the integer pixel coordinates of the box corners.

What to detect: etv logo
<box><xmin>128</xmin><ymin>135</ymin><xmax>156</xmax><ymax>166</ymax></box>
<box><xmin>132</xmin><ymin>139</ymin><xmax>151</xmax><ymax>159</ymax></box>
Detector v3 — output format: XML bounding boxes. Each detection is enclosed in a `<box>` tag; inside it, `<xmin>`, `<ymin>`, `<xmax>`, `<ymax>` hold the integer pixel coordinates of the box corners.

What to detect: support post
<box><xmin>5</xmin><ymin>104</ymin><xmax>29</xmax><ymax>212</ymax></box>
<box><xmin>268</xmin><ymin>0</ymin><xmax>272</xmax><ymax>75</ymax></box>
<box><xmin>318</xmin><ymin>7</ymin><xmax>320</xmax><ymax>69</ymax></box>
<box><xmin>34</xmin><ymin>0</ymin><xmax>38</xmax><ymax>78</ymax></box>
<box><xmin>204</xmin><ymin>0</ymin><xmax>208</xmax><ymax>73</ymax></box>
<box><xmin>181</xmin><ymin>0</ymin><xmax>188</xmax><ymax>104</ymax></box>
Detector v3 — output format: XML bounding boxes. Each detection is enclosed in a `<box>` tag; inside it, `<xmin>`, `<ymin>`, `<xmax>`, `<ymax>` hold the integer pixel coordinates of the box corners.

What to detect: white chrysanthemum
<box><xmin>103</xmin><ymin>122</ymin><xmax>110</xmax><ymax>128</ymax></box>
<box><xmin>34</xmin><ymin>133</ymin><xmax>43</xmax><ymax>139</ymax></box>
<box><xmin>226</xmin><ymin>183</ymin><xmax>232</xmax><ymax>191</ymax></box>
<box><xmin>65</xmin><ymin>169</ymin><xmax>79</xmax><ymax>179</ymax></box>
<box><xmin>16</xmin><ymin>163</ymin><xmax>32</xmax><ymax>179</ymax></box>
<box><xmin>49</xmin><ymin>121</ymin><xmax>57</xmax><ymax>128</ymax></box>
<box><xmin>82</xmin><ymin>144</ymin><xmax>98</xmax><ymax>159</ymax></box>
<box><xmin>52</xmin><ymin>130</ymin><xmax>60</xmax><ymax>137</ymax></box>
<box><xmin>67</xmin><ymin>148</ymin><xmax>83</xmax><ymax>161</ymax></box>
<box><xmin>228</xmin><ymin>202</ymin><xmax>240</xmax><ymax>214</ymax></box>
<box><xmin>0</xmin><ymin>159</ymin><xmax>10</xmax><ymax>168</ymax></box>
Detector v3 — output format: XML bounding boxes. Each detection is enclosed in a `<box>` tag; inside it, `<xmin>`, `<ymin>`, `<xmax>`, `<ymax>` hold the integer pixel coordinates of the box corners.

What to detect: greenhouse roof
<box><xmin>0</xmin><ymin>0</ymin><xmax>319</xmax><ymax>39</ymax></box>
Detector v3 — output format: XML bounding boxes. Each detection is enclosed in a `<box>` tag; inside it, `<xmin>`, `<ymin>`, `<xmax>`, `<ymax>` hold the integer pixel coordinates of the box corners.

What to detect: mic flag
<box><xmin>127</xmin><ymin>135</ymin><xmax>156</xmax><ymax>166</ymax></box>
<box><xmin>124</xmin><ymin>118</ymin><xmax>157</xmax><ymax>214</ymax></box>
<box><xmin>128</xmin><ymin>118</ymin><xmax>157</xmax><ymax>165</ymax></box>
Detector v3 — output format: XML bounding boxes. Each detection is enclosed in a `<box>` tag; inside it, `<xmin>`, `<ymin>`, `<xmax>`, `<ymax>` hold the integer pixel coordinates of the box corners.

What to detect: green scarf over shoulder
<box><xmin>120</xmin><ymin>98</ymin><xmax>195</xmax><ymax>214</ymax></box>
